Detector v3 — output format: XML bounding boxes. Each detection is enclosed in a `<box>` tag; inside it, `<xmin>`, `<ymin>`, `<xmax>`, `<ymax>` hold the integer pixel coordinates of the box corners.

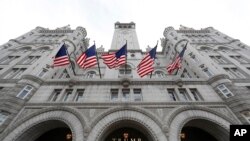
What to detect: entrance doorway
<box><xmin>35</xmin><ymin>127</ymin><xmax>72</xmax><ymax>141</ymax></box>
<box><xmin>101</xmin><ymin>120</ymin><xmax>153</xmax><ymax>141</ymax></box>
<box><xmin>105</xmin><ymin>127</ymin><xmax>148</xmax><ymax>141</ymax></box>
<box><xmin>180</xmin><ymin>119</ymin><xmax>229</xmax><ymax>141</ymax></box>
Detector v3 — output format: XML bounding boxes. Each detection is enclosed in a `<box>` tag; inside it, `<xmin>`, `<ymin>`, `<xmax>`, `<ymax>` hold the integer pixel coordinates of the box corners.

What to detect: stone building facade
<box><xmin>0</xmin><ymin>22</ymin><xmax>249</xmax><ymax>141</ymax></box>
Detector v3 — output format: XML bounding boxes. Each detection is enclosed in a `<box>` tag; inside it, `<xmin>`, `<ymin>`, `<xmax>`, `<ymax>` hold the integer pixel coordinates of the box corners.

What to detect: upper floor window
<box><xmin>50</xmin><ymin>89</ymin><xmax>62</xmax><ymax>102</ymax></box>
<box><xmin>181</xmin><ymin>69</ymin><xmax>192</xmax><ymax>78</ymax></box>
<box><xmin>110</xmin><ymin>89</ymin><xmax>119</xmax><ymax>101</ymax></box>
<box><xmin>0</xmin><ymin>111</ymin><xmax>9</xmax><ymax>125</ymax></box>
<box><xmin>202</xmin><ymin>68</ymin><xmax>213</xmax><ymax>77</ymax></box>
<box><xmin>217</xmin><ymin>84</ymin><xmax>234</xmax><ymax>98</ymax></box>
<box><xmin>224</xmin><ymin>68</ymin><xmax>246</xmax><ymax>79</ymax></box>
<box><xmin>59</xmin><ymin>69</ymin><xmax>70</xmax><ymax>79</ymax></box>
<box><xmin>21</xmin><ymin>56</ymin><xmax>40</xmax><ymax>64</ymax></box>
<box><xmin>190</xmin><ymin>88</ymin><xmax>203</xmax><ymax>101</ymax></box>
<box><xmin>63</xmin><ymin>89</ymin><xmax>73</xmax><ymax>102</ymax></box>
<box><xmin>210</xmin><ymin>56</ymin><xmax>228</xmax><ymax>64</ymax></box>
<box><xmin>178</xmin><ymin>88</ymin><xmax>189</xmax><ymax>101</ymax></box>
<box><xmin>86</xmin><ymin>71</ymin><xmax>96</xmax><ymax>78</ymax></box>
<box><xmin>0</xmin><ymin>56</ymin><xmax>20</xmax><ymax>64</ymax></box>
<box><xmin>167</xmin><ymin>89</ymin><xmax>177</xmax><ymax>101</ymax></box>
<box><xmin>75</xmin><ymin>89</ymin><xmax>85</xmax><ymax>102</ymax></box>
<box><xmin>119</xmin><ymin>64</ymin><xmax>132</xmax><ymax>75</ymax></box>
<box><xmin>133</xmin><ymin>89</ymin><xmax>142</xmax><ymax>101</ymax></box>
<box><xmin>17</xmin><ymin>85</ymin><xmax>33</xmax><ymax>99</ymax></box>
<box><xmin>37</xmin><ymin>68</ymin><xmax>48</xmax><ymax>78</ymax></box>
<box><xmin>4</xmin><ymin>68</ymin><xmax>26</xmax><ymax>79</ymax></box>
<box><xmin>155</xmin><ymin>71</ymin><xmax>166</xmax><ymax>78</ymax></box>
<box><xmin>230</xmin><ymin>56</ymin><xmax>248</xmax><ymax>64</ymax></box>
<box><xmin>122</xmin><ymin>88</ymin><xmax>130</xmax><ymax>101</ymax></box>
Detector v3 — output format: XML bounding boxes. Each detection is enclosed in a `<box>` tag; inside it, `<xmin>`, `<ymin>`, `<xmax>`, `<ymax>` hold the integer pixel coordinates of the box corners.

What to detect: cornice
<box><xmin>43</xmin><ymin>78</ymin><xmax>208</xmax><ymax>86</ymax></box>
<box><xmin>39</xmin><ymin>30</ymin><xmax>74</xmax><ymax>33</ymax></box>
<box><xmin>25</xmin><ymin>101</ymin><xmax>226</xmax><ymax>107</ymax></box>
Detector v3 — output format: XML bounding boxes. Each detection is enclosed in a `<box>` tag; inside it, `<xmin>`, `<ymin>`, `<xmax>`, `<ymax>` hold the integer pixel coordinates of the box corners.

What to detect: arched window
<box><xmin>119</xmin><ymin>64</ymin><xmax>132</xmax><ymax>75</ymax></box>
<box><xmin>155</xmin><ymin>71</ymin><xmax>166</xmax><ymax>78</ymax></box>
<box><xmin>86</xmin><ymin>71</ymin><xmax>96</xmax><ymax>78</ymax></box>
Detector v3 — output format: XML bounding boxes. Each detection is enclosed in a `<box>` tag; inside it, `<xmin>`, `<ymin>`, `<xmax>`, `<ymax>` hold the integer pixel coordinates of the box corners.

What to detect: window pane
<box><xmin>75</xmin><ymin>89</ymin><xmax>84</xmax><ymax>102</ymax></box>
<box><xmin>111</xmin><ymin>89</ymin><xmax>118</xmax><ymax>101</ymax></box>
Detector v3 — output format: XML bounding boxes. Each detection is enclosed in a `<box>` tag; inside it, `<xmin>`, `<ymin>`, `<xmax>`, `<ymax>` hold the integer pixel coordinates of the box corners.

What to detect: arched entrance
<box><xmin>101</xmin><ymin>120</ymin><xmax>152</xmax><ymax>141</ymax></box>
<box><xmin>2</xmin><ymin>108</ymin><xmax>85</xmax><ymax>141</ymax></box>
<box><xmin>16</xmin><ymin>120</ymin><xmax>73</xmax><ymax>141</ymax></box>
<box><xmin>180</xmin><ymin>119</ymin><xmax>228</xmax><ymax>141</ymax></box>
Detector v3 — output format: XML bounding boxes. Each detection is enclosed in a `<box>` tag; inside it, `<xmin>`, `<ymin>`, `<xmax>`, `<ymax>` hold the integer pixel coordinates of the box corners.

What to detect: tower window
<box><xmin>85</xmin><ymin>71</ymin><xmax>96</xmax><ymax>78</ymax></box>
<box><xmin>119</xmin><ymin>64</ymin><xmax>132</xmax><ymax>75</ymax></box>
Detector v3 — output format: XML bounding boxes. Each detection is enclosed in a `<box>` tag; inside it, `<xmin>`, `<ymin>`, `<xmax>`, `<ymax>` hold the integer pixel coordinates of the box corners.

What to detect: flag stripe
<box><xmin>76</xmin><ymin>45</ymin><xmax>97</xmax><ymax>69</ymax></box>
<box><xmin>53</xmin><ymin>44</ymin><xmax>70</xmax><ymax>67</ymax></box>
<box><xmin>102</xmin><ymin>44</ymin><xmax>127</xmax><ymax>69</ymax></box>
<box><xmin>137</xmin><ymin>46</ymin><xmax>157</xmax><ymax>78</ymax></box>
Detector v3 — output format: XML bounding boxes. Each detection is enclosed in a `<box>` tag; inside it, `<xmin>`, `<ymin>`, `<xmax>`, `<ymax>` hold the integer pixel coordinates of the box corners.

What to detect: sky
<box><xmin>0</xmin><ymin>0</ymin><xmax>249</xmax><ymax>51</ymax></box>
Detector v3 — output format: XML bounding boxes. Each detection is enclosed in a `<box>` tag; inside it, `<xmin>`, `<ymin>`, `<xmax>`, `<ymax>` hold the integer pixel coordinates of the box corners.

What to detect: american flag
<box><xmin>102</xmin><ymin>43</ymin><xmax>127</xmax><ymax>69</ymax></box>
<box><xmin>137</xmin><ymin>45</ymin><xmax>157</xmax><ymax>77</ymax></box>
<box><xmin>53</xmin><ymin>43</ymin><xmax>70</xmax><ymax>67</ymax></box>
<box><xmin>167</xmin><ymin>42</ymin><xmax>187</xmax><ymax>74</ymax></box>
<box><xmin>76</xmin><ymin>45</ymin><xmax>97</xmax><ymax>69</ymax></box>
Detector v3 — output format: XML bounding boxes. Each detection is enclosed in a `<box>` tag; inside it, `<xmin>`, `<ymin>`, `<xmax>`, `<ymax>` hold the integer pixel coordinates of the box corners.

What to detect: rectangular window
<box><xmin>16</xmin><ymin>85</ymin><xmax>33</xmax><ymax>99</ymax></box>
<box><xmin>75</xmin><ymin>89</ymin><xmax>84</xmax><ymax>102</ymax></box>
<box><xmin>0</xmin><ymin>56</ymin><xmax>19</xmax><ymax>64</ymax></box>
<box><xmin>203</xmin><ymin>68</ymin><xmax>213</xmax><ymax>77</ymax></box>
<box><xmin>230</xmin><ymin>56</ymin><xmax>248</xmax><ymax>63</ymax></box>
<box><xmin>111</xmin><ymin>89</ymin><xmax>119</xmax><ymax>101</ymax></box>
<box><xmin>178</xmin><ymin>89</ymin><xmax>189</xmax><ymax>101</ymax></box>
<box><xmin>4</xmin><ymin>68</ymin><xmax>26</xmax><ymax>79</ymax></box>
<box><xmin>122</xmin><ymin>88</ymin><xmax>130</xmax><ymax>101</ymax></box>
<box><xmin>190</xmin><ymin>88</ymin><xmax>202</xmax><ymax>101</ymax></box>
<box><xmin>0</xmin><ymin>111</ymin><xmax>9</xmax><ymax>125</ymax></box>
<box><xmin>63</xmin><ymin>89</ymin><xmax>73</xmax><ymax>102</ymax></box>
<box><xmin>167</xmin><ymin>89</ymin><xmax>177</xmax><ymax>101</ymax></box>
<box><xmin>224</xmin><ymin>68</ymin><xmax>245</xmax><ymax>79</ymax></box>
<box><xmin>38</xmin><ymin>68</ymin><xmax>48</xmax><ymax>77</ymax></box>
<box><xmin>51</xmin><ymin>89</ymin><xmax>62</xmax><ymax>101</ymax></box>
<box><xmin>217</xmin><ymin>84</ymin><xmax>234</xmax><ymax>98</ymax></box>
<box><xmin>133</xmin><ymin>89</ymin><xmax>142</xmax><ymax>101</ymax></box>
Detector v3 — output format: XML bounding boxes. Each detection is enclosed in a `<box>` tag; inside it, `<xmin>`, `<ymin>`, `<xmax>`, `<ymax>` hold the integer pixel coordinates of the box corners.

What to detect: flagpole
<box><xmin>94</xmin><ymin>41</ymin><xmax>102</xmax><ymax>79</ymax></box>
<box><xmin>64</xmin><ymin>42</ymin><xmax>76</xmax><ymax>76</ymax></box>
<box><xmin>150</xmin><ymin>41</ymin><xmax>158</xmax><ymax>78</ymax></box>
<box><xmin>174</xmin><ymin>41</ymin><xmax>188</xmax><ymax>75</ymax></box>
<box><xmin>125</xmin><ymin>40</ymin><xmax>127</xmax><ymax>76</ymax></box>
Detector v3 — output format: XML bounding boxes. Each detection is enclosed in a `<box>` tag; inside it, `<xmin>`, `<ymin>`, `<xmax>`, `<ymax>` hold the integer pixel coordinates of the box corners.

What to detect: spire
<box><xmin>110</xmin><ymin>22</ymin><xmax>140</xmax><ymax>51</ymax></box>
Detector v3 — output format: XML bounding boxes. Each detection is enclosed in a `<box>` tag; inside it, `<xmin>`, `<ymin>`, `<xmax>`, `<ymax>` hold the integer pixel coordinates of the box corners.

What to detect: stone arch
<box><xmin>2</xmin><ymin>107</ymin><xmax>87</xmax><ymax>141</ymax></box>
<box><xmin>166</xmin><ymin>106</ymin><xmax>236</xmax><ymax>141</ymax></box>
<box><xmin>88</xmin><ymin>107</ymin><xmax>167</xmax><ymax>141</ymax></box>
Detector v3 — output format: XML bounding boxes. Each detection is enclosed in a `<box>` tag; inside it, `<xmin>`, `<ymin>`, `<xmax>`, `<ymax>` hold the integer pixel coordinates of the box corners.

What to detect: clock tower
<box><xmin>110</xmin><ymin>22</ymin><xmax>141</xmax><ymax>51</ymax></box>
